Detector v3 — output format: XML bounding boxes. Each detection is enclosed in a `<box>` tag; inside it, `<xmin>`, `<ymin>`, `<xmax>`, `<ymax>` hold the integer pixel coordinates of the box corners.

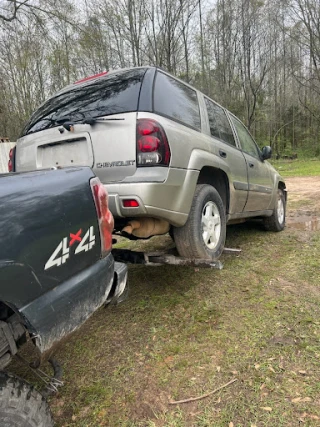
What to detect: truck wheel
<box><xmin>263</xmin><ymin>188</ymin><xmax>286</xmax><ymax>232</ymax></box>
<box><xmin>0</xmin><ymin>372</ymin><xmax>53</xmax><ymax>427</ymax></box>
<box><xmin>173</xmin><ymin>184</ymin><xmax>226</xmax><ymax>260</ymax></box>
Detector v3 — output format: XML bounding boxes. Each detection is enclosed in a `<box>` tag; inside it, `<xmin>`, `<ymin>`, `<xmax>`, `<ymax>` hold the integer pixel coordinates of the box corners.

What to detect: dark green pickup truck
<box><xmin>0</xmin><ymin>166</ymin><xmax>127</xmax><ymax>426</ymax></box>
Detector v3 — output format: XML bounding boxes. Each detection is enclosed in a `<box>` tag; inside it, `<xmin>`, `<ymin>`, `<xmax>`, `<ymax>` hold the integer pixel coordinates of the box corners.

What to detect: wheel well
<box><xmin>0</xmin><ymin>301</ymin><xmax>15</xmax><ymax>321</ymax></box>
<box><xmin>278</xmin><ymin>181</ymin><xmax>286</xmax><ymax>190</ymax></box>
<box><xmin>197</xmin><ymin>167</ymin><xmax>230</xmax><ymax>213</ymax></box>
<box><xmin>0</xmin><ymin>300</ymin><xmax>32</xmax><ymax>334</ymax></box>
<box><xmin>278</xmin><ymin>181</ymin><xmax>287</xmax><ymax>201</ymax></box>
<box><xmin>0</xmin><ymin>301</ymin><xmax>27</xmax><ymax>370</ymax></box>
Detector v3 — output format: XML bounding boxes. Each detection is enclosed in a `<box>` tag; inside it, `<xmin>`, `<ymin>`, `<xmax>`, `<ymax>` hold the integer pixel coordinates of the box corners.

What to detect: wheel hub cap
<box><xmin>202</xmin><ymin>201</ymin><xmax>221</xmax><ymax>250</ymax></box>
<box><xmin>277</xmin><ymin>197</ymin><xmax>284</xmax><ymax>224</ymax></box>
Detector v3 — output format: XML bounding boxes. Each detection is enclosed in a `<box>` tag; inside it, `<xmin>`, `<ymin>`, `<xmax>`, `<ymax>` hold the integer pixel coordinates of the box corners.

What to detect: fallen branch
<box><xmin>169</xmin><ymin>378</ymin><xmax>237</xmax><ymax>405</ymax></box>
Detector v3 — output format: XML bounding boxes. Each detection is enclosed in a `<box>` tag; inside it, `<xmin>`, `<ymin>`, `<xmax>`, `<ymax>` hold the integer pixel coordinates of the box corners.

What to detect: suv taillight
<box><xmin>136</xmin><ymin>119</ymin><xmax>171</xmax><ymax>166</ymax></box>
<box><xmin>90</xmin><ymin>177</ymin><xmax>114</xmax><ymax>257</ymax></box>
<box><xmin>8</xmin><ymin>147</ymin><xmax>16</xmax><ymax>172</ymax></box>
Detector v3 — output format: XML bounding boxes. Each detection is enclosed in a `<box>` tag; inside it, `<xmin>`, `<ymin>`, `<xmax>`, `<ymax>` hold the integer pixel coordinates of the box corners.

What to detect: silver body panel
<box><xmin>15</xmin><ymin>67</ymin><xmax>285</xmax><ymax>228</ymax></box>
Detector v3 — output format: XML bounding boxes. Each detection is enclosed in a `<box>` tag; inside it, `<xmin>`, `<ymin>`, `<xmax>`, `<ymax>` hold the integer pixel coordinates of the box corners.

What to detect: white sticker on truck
<box><xmin>44</xmin><ymin>226</ymin><xmax>96</xmax><ymax>271</ymax></box>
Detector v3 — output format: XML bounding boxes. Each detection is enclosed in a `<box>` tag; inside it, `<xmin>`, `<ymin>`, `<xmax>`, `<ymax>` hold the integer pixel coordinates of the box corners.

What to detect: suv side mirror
<box><xmin>261</xmin><ymin>146</ymin><xmax>272</xmax><ymax>160</ymax></box>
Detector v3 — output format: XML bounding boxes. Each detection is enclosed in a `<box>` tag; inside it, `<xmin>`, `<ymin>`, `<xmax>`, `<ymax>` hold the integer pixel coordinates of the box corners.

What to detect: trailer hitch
<box><xmin>112</xmin><ymin>247</ymin><xmax>241</xmax><ymax>269</ymax></box>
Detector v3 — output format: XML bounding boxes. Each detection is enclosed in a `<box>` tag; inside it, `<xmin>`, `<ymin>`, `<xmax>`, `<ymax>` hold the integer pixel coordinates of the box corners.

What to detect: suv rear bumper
<box><xmin>105</xmin><ymin>167</ymin><xmax>199</xmax><ymax>227</ymax></box>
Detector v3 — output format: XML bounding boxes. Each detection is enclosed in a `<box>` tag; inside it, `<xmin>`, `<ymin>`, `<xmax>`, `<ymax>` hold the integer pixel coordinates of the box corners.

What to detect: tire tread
<box><xmin>0</xmin><ymin>372</ymin><xmax>53</xmax><ymax>427</ymax></box>
<box><xmin>174</xmin><ymin>184</ymin><xmax>226</xmax><ymax>260</ymax></box>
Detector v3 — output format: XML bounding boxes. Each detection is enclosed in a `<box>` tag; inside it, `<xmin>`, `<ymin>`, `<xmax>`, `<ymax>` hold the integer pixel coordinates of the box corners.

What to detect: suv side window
<box><xmin>205</xmin><ymin>98</ymin><xmax>236</xmax><ymax>146</ymax></box>
<box><xmin>231</xmin><ymin>116</ymin><xmax>260</xmax><ymax>158</ymax></box>
<box><xmin>153</xmin><ymin>71</ymin><xmax>201</xmax><ymax>130</ymax></box>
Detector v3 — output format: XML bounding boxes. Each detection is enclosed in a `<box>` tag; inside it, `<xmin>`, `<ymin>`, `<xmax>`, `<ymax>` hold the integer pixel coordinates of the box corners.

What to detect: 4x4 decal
<box><xmin>44</xmin><ymin>226</ymin><xmax>95</xmax><ymax>270</ymax></box>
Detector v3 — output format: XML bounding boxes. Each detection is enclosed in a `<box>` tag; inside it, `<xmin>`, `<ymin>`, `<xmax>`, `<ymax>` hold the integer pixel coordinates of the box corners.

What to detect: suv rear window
<box><xmin>22</xmin><ymin>69</ymin><xmax>146</xmax><ymax>136</ymax></box>
<box><xmin>153</xmin><ymin>71</ymin><xmax>201</xmax><ymax>130</ymax></box>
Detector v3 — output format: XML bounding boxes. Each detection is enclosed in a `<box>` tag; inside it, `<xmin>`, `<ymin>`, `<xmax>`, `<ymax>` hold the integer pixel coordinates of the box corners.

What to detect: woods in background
<box><xmin>0</xmin><ymin>0</ymin><xmax>319</xmax><ymax>156</ymax></box>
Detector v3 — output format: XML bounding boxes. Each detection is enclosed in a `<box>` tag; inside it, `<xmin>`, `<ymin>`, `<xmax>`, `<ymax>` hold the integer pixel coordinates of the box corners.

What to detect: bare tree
<box><xmin>0</xmin><ymin>0</ymin><xmax>31</xmax><ymax>22</ymax></box>
<box><xmin>0</xmin><ymin>0</ymin><xmax>319</xmax><ymax>154</ymax></box>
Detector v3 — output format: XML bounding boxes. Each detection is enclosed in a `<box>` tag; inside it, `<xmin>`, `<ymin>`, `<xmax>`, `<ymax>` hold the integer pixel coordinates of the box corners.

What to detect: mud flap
<box><xmin>106</xmin><ymin>262</ymin><xmax>128</xmax><ymax>305</ymax></box>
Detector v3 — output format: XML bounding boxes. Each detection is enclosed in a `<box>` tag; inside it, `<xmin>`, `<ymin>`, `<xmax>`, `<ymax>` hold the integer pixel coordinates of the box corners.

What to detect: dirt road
<box><xmin>285</xmin><ymin>176</ymin><xmax>320</xmax><ymax>230</ymax></box>
<box><xmin>286</xmin><ymin>176</ymin><xmax>320</xmax><ymax>210</ymax></box>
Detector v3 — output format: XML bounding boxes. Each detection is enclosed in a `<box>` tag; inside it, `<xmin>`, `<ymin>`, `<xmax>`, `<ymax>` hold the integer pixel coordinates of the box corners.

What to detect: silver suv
<box><xmin>15</xmin><ymin>67</ymin><xmax>286</xmax><ymax>260</ymax></box>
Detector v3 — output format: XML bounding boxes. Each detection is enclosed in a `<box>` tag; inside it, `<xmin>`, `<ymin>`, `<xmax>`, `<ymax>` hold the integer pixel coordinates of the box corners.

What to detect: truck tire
<box><xmin>0</xmin><ymin>372</ymin><xmax>53</xmax><ymax>427</ymax></box>
<box><xmin>263</xmin><ymin>188</ymin><xmax>286</xmax><ymax>232</ymax></box>
<box><xmin>173</xmin><ymin>184</ymin><xmax>226</xmax><ymax>260</ymax></box>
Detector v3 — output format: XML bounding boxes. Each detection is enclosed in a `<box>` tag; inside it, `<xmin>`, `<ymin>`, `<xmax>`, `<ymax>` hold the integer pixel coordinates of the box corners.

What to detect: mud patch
<box><xmin>286</xmin><ymin>216</ymin><xmax>320</xmax><ymax>231</ymax></box>
<box><xmin>285</xmin><ymin>177</ymin><xmax>320</xmax><ymax>232</ymax></box>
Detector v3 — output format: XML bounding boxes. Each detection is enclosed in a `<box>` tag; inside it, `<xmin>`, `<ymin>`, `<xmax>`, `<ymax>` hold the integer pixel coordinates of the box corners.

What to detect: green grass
<box><xmin>270</xmin><ymin>158</ymin><xmax>320</xmax><ymax>177</ymax></box>
<box><xmin>8</xmin><ymin>160</ymin><xmax>320</xmax><ymax>427</ymax></box>
<box><xmin>43</xmin><ymin>217</ymin><xmax>320</xmax><ymax>427</ymax></box>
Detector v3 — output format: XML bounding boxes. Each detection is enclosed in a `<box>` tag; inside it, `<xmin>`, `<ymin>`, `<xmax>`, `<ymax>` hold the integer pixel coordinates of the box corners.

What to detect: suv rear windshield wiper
<box><xmin>21</xmin><ymin>68</ymin><xmax>146</xmax><ymax>137</ymax></box>
<box><xmin>26</xmin><ymin>118</ymin><xmax>58</xmax><ymax>135</ymax></box>
<box><xmin>83</xmin><ymin>117</ymin><xmax>125</xmax><ymax>125</ymax></box>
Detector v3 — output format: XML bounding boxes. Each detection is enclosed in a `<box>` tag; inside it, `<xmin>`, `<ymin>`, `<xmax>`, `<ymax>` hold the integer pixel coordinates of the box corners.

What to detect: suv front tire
<box><xmin>263</xmin><ymin>188</ymin><xmax>286</xmax><ymax>232</ymax></box>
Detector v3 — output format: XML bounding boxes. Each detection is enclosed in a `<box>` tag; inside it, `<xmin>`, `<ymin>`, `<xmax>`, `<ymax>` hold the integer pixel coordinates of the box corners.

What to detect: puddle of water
<box><xmin>287</xmin><ymin>216</ymin><xmax>320</xmax><ymax>231</ymax></box>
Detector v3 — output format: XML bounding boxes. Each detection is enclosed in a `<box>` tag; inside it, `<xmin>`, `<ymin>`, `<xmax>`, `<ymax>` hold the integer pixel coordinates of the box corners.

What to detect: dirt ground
<box><xmin>285</xmin><ymin>177</ymin><xmax>320</xmax><ymax>232</ymax></box>
<box><xmin>285</xmin><ymin>176</ymin><xmax>320</xmax><ymax>213</ymax></box>
<box><xmin>12</xmin><ymin>174</ymin><xmax>320</xmax><ymax>427</ymax></box>
<box><xmin>48</xmin><ymin>174</ymin><xmax>320</xmax><ymax>426</ymax></box>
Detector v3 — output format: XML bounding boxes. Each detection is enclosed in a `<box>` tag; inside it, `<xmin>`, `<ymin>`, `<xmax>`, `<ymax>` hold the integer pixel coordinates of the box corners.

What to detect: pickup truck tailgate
<box><xmin>0</xmin><ymin>167</ymin><xmax>102</xmax><ymax>306</ymax></box>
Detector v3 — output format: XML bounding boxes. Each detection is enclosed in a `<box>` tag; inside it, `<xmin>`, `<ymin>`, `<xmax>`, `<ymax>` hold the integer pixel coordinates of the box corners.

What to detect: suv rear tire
<box><xmin>0</xmin><ymin>372</ymin><xmax>53</xmax><ymax>427</ymax></box>
<box><xmin>173</xmin><ymin>184</ymin><xmax>226</xmax><ymax>260</ymax></box>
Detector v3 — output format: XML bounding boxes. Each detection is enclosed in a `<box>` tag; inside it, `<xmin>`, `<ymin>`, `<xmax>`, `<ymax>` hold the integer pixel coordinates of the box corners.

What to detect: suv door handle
<box><xmin>249</xmin><ymin>162</ymin><xmax>254</xmax><ymax>168</ymax></box>
<box><xmin>219</xmin><ymin>150</ymin><xmax>227</xmax><ymax>158</ymax></box>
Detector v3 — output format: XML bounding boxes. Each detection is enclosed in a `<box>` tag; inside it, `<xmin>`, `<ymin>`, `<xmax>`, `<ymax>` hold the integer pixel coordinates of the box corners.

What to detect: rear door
<box><xmin>16</xmin><ymin>129</ymin><xmax>94</xmax><ymax>171</ymax></box>
<box><xmin>230</xmin><ymin>115</ymin><xmax>273</xmax><ymax>212</ymax></box>
<box><xmin>204</xmin><ymin>97</ymin><xmax>248</xmax><ymax>214</ymax></box>
<box><xmin>16</xmin><ymin>69</ymin><xmax>146</xmax><ymax>182</ymax></box>
<box><xmin>89</xmin><ymin>112</ymin><xmax>137</xmax><ymax>182</ymax></box>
